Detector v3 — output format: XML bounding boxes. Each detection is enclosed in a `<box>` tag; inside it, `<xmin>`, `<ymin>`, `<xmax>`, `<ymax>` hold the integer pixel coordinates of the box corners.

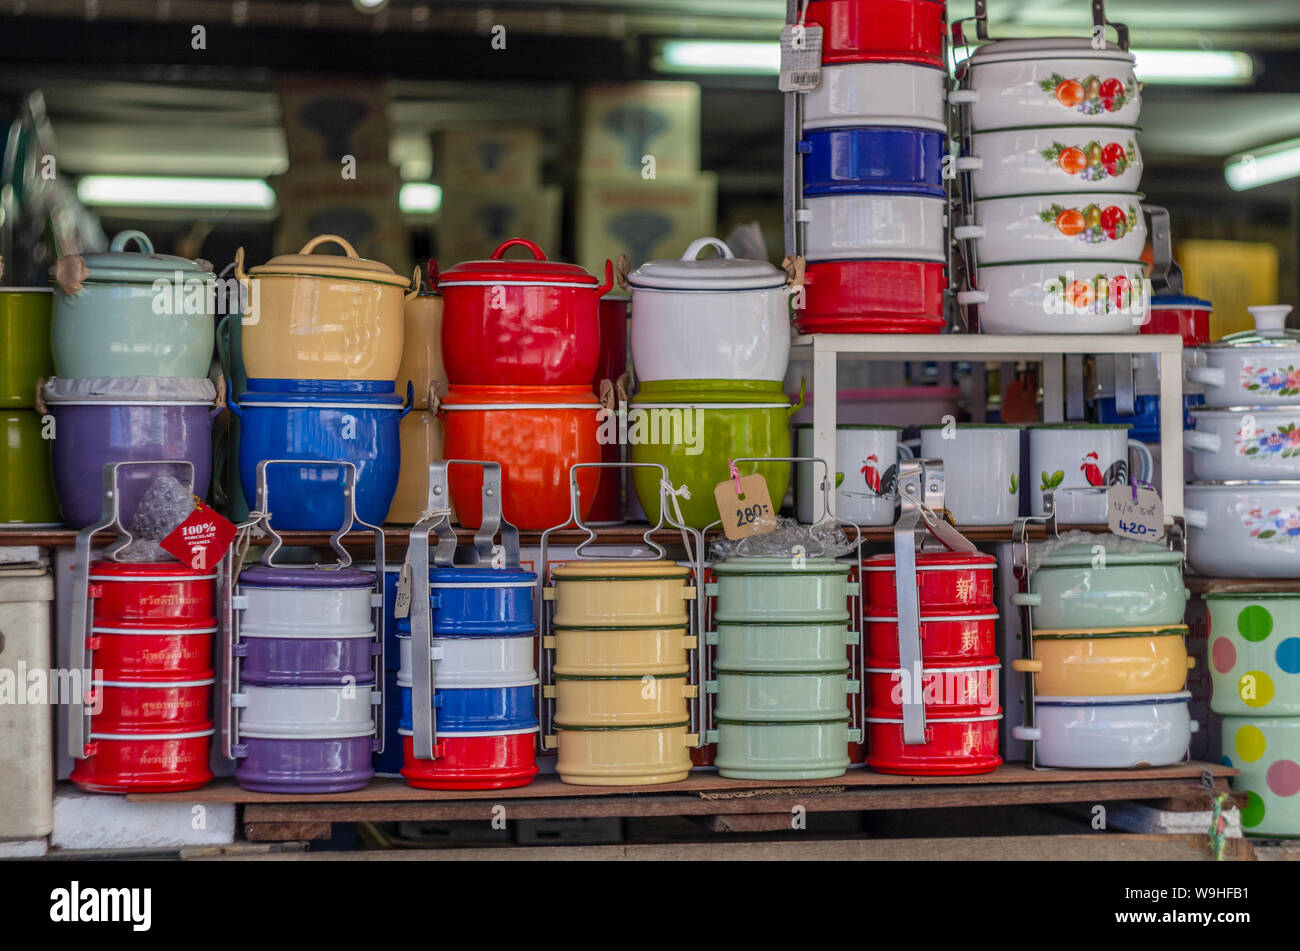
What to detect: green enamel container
<box><xmin>708</xmin><ymin>617</ymin><xmax>858</xmax><ymax>672</ymax></box>
<box><xmin>708</xmin><ymin>668</ymin><xmax>858</xmax><ymax>721</ymax></box>
<box><xmin>0</xmin><ymin>288</ymin><xmax>54</xmax><ymax>408</ymax></box>
<box><xmin>708</xmin><ymin>717</ymin><xmax>860</xmax><ymax>780</ymax></box>
<box><xmin>0</xmin><ymin>410</ymin><xmax>60</xmax><ymax>525</ymax></box>
<box><xmin>1012</xmin><ymin>540</ymin><xmax>1186</xmax><ymax>629</ymax></box>
<box><xmin>708</xmin><ymin>557</ymin><xmax>855</xmax><ymax>622</ymax></box>
<box><xmin>1206</xmin><ymin>593</ymin><xmax>1300</xmax><ymax>716</ymax></box>
<box><xmin>1221</xmin><ymin>715</ymin><xmax>1300</xmax><ymax>837</ymax></box>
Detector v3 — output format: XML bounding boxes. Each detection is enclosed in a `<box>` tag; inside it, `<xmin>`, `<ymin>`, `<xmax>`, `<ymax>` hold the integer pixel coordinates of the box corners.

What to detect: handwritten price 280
<box><xmin>735</xmin><ymin>503</ymin><xmax>772</xmax><ymax>528</ymax></box>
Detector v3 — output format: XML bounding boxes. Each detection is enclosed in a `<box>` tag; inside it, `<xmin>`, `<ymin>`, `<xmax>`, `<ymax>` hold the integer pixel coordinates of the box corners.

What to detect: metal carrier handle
<box><xmin>538</xmin><ymin>462</ymin><xmax>707</xmax><ymax>749</ymax></box>
<box><xmin>69</xmin><ymin>460</ymin><xmax>197</xmax><ymax>760</ymax></box>
<box><xmin>953</xmin><ymin>0</ymin><xmax>1128</xmax><ymax>51</ymax></box>
<box><xmin>1011</xmin><ymin>491</ymin><xmax>1061</xmax><ymax>769</ymax></box>
<box><xmin>1143</xmin><ymin>203</ymin><xmax>1184</xmax><ymax>297</ymax></box>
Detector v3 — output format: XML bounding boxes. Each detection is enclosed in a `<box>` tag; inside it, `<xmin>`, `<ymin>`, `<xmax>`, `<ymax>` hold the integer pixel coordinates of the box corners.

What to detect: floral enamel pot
<box><xmin>1014</xmin><ymin>692</ymin><xmax>1194</xmax><ymax>769</ymax></box>
<box><xmin>628</xmin><ymin>237</ymin><xmax>792</xmax><ymax>384</ymax></box>
<box><xmin>70</xmin><ymin>728</ymin><xmax>214</xmax><ymax>793</ymax></box>
<box><xmin>710</xmin><ymin>718</ymin><xmax>858</xmax><ymax>781</ymax></box>
<box><xmin>549</xmin><ymin>560</ymin><xmax>693</xmax><ymax>628</ymax></box>
<box><xmin>708</xmin><ymin>619</ymin><xmax>856</xmax><ymax>673</ymax></box>
<box><xmin>551</xmin><ymin>625</ymin><xmax>693</xmax><ymax>676</ymax></box>
<box><xmin>803</xmin><ymin>62</ymin><xmax>947</xmax><ymax>131</ymax></box>
<box><xmin>709</xmin><ymin>557</ymin><xmax>854</xmax><ymax>623</ymax></box>
<box><xmin>957</xmin><ymin>260</ymin><xmax>1148</xmax><ymax>335</ymax></box>
<box><xmin>1185</xmin><ymin>482</ymin><xmax>1300</xmax><ymax>578</ymax></box>
<box><xmin>708</xmin><ymin>668</ymin><xmax>857</xmax><ymax>722</ymax></box>
<box><xmin>866</xmin><ymin>714</ymin><xmax>1002</xmax><ymax>775</ymax></box>
<box><xmin>0</xmin><ymin>410</ymin><xmax>60</xmax><ymax>525</ymax></box>
<box><xmin>800</xmin><ymin>127</ymin><xmax>945</xmax><ymax>197</ymax></box>
<box><xmin>804</xmin><ymin>192</ymin><xmax>947</xmax><ymax>262</ymax></box>
<box><xmin>951</xmin><ymin>37</ymin><xmax>1140</xmax><ymax>130</ymax></box>
<box><xmin>1206</xmin><ymin>593</ymin><xmax>1300</xmax><ymax>716</ymax></box>
<box><xmin>1027</xmin><ymin>424</ymin><xmax>1152</xmax><ymax>524</ymax></box>
<box><xmin>917</xmin><ymin>423</ymin><xmax>1021</xmax><ymax>525</ymax></box>
<box><xmin>957</xmin><ymin>192</ymin><xmax>1146</xmax><ymax>265</ymax></box>
<box><xmin>51</xmin><ymin>231</ymin><xmax>216</xmax><ymax>379</ymax></box>
<box><xmin>1221</xmin><ymin>716</ymin><xmax>1300</xmax><ymax>837</ymax></box>
<box><xmin>1186</xmin><ymin>407</ymin><xmax>1300</xmax><ymax>481</ymax></box>
<box><xmin>1012</xmin><ymin>540</ymin><xmax>1187</xmax><ymax>629</ymax></box>
<box><xmin>0</xmin><ymin>287</ymin><xmax>53</xmax><ymax>406</ymax></box>
<box><xmin>1187</xmin><ymin>306</ymin><xmax>1300</xmax><ymax>408</ymax></box>
<box><xmin>1012</xmin><ymin>626</ymin><xmax>1193</xmax><ymax>696</ymax></box>
<box><xmin>958</xmin><ymin>126</ymin><xmax>1141</xmax><ymax>199</ymax></box>
<box><xmin>805</xmin><ymin>0</ymin><xmax>946</xmax><ymax>67</ymax></box>
<box><xmin>554</xmin><ymin>722</ymin><xmax>695</xmax><ymax>786</ymax></box>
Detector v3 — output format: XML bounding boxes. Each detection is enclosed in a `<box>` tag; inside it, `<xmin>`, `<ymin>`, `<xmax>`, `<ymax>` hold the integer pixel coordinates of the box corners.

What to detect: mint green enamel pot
<box><xmin>1222</xmin><ymin>716</ymin><xmax>1300</xmax><ymax>837</ymax></box>
<box><xmin>709</xmin><ymin>717</ymin><xmax>859</xmax><ymax>780</ymax></box>
<box><xmin>0</xmin><ymin>410</ymin><xmax>60</xmax><ymax>525</ymax></box>
<box><xmin>0</xmin><ymin>288</ymin><xmax>54</xmax><ymax>408</ymax></box>
<box><xmin>51</xmin><ymin>230</ymin><xmax>216</xmax><ymax>378</ymax></box>
<box><xmin>1012</xmin><ymin>540</ymin><xmax>1187</xmax><ymax>629</ymax></box>
<box><xmin>1206</xmin><ymin>593</ymin><xmax>1300</xmax><ymax>716</ymax></box>
<box><xmin>709</xmin><ymin>557</ymin><xmax>855</xmax><ymax>622</ymax></box>
<box><xmin>708</xmin><ymin>618</ymin><xmax>857</xmax><ymax>672</ymax></box>
<box><xmin>709</xmin><ymin>668</ymin><xmax>858</xmax><ymax>721</ymax></box>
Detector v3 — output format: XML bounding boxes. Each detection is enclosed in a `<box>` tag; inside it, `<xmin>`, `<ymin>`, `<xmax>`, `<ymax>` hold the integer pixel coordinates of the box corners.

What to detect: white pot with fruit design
<box><xmin>957</xmin><ymin>260</ymin><xmax>1148</xmax><ymax>334</ymax></box>
<box><xmin>957</xmin><ymin>125</ymin><xmax>1141</xmax><ymax>199</ymax></box>
<box><xmin>1186</xmin><ymin>482</ymin><xmax>1300</xmax><ymax>578</ymax></box>
<box><xmin>955</xmin><ymin>192</ymin><xmax>1146</xmax><ymax>265</ymax></box>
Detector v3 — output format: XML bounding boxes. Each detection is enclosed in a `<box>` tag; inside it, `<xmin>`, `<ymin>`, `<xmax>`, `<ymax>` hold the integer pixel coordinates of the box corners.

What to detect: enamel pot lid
<box><xmin>438</xmin><ymin>238</ymin><xmax>601</xmax><ymax>287</ymax></box>
<box><xmin>56</xmin><ymin>230</ymin><xmax>214</xmax><ymax>286</ymax></box>
<box><xmin>628</xmin><ymin>237</ymin><xmax>786</xmax><ymax>291</ymax></box>
<box><xmin>244</xmin><ymin>234</ymin><xmax>412</xmax><ymax>288</ymax></box>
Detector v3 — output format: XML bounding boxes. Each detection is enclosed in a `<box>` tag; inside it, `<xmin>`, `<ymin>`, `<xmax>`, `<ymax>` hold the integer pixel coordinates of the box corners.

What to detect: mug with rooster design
<box><xmin>1028</xmin><ymin>423</ymin><xmax>1153</xmax><ymax>524</ymax></box>
<box><xmin>795</xmin><ymin>424</ymin><xmax>913</xmax><ymax>525</ymax></box>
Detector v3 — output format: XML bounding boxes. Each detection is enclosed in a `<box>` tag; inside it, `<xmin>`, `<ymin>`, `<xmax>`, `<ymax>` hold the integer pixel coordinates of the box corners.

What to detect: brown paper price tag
<box><xmin>715</xmin><ymin>474</ymin><xmax>777</xmax><ymax>540</ymax></box>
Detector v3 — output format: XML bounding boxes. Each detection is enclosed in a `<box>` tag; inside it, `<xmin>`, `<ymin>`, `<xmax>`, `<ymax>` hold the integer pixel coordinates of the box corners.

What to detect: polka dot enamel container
<box><xmin>1206</xmin><ymin>594</ymin><xmax>1300</xmax><ymax>716</ymax></box>
<box><xmin>1220</xmin><ymin>716</ymin><xmax>1300</xmax><ymax>837</ymax></box>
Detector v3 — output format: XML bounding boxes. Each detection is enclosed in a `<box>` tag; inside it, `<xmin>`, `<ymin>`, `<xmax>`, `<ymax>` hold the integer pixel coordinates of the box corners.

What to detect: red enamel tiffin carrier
<box><xmin>862</xmin><ymin>463</ymin><xmax>1002</xmax><ymax>775</ymax></box>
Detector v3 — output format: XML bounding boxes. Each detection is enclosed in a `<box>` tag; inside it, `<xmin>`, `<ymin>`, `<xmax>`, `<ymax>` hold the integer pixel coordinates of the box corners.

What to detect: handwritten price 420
<box><xmin>1116</xmin><ymin>519</ymin><xmax>1153</xmax><ymax>536</ymax></box>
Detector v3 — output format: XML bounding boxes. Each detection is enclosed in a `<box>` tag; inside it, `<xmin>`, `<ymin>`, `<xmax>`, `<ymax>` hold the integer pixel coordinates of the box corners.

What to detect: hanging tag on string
<box><xmin>1108</xmin><ymin>481</ymin><xmax>1164</xmax><ymax>541</ymax></box>
<box><xmin>715</xmin><ymin>464</ymin><xmax>777</xmax><ymax>540</ymax></box>
<box><xmin>394</xmin><ymin>560</ymin><xmax>413</xmax><ymax>618</ymax></box>
<box><xmin>779</xmin><ymin>23</ymin><xmax>823</xmax><ymax>91</ymax></box>
<box><xmin>160</xmin><ymin>499</ymin><xmax>238</xmax><ymax>572</ymax></box>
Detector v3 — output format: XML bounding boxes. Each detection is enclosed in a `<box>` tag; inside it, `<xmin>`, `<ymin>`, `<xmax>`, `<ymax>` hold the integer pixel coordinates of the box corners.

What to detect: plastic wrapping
<box><xmin>42</xmin><ymin>376</ymin><xmax>217</xmax><ymax>403</ymax></box>
<box><xmin>1028</xmin><ymin>529</ymin><xmax>1171</xmax><ymax>575</ymax></box>
<box><xmin>115</xmin><ymin>472</ymin><xmax>197</xmax><ymax>563</ymax></box>
<box><xmin>709</xmin><ymin>517</ymin><xmax>856</xmax><ymax>561</ymax></box>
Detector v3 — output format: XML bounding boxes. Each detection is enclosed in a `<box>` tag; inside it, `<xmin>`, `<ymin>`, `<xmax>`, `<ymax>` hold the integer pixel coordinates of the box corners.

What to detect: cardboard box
<box><xmin>580</xmin><ymin>82</ymin><xmax>701</xmax><ymax>179</ymax></box>
<box><xmin>276</xmin><ymin>75</ymin><xmax>391</xmax><ymax>166</ymax></box>
<box><xmin>271</xmin><ymin>161</ymin><xmax>407</xmax><ymax>273</ymax></box>
<box><xmin>436</xmin><ymin>127</ymin><xmax>542</xmax><ymax>189</ymax></box>
<box><xmin>435</xmin><ymin>185</ymin><xmax>562</xmax><ymax>265</ymax></box>
<box><xmin>576</xmin><ymin>172</ymin><xmax>717</xmax><ymax>277</ymax></box>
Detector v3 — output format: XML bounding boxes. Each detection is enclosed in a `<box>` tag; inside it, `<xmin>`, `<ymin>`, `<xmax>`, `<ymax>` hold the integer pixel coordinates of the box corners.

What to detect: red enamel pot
<box><xmin>865</xmin><ymin>658</ymin><xmax>1001</xmax><ymax>718</ymax></box>
<box><xmin>796</xmin><ymin>260</ymin><xmax>947</xmax><ymax>332</ymax></box>
<box><xmin>399</xmin><ymin>729</ymin><xmax>539</xmax><ymax>790</ymax></box>
<box><xmin>88</xmin><ymin>561</ymin><xmax>217</xmax><ymax>625</ymax></box>
<box><xmin>865</xmin><ymin>613</ymin><xmax>999</xmax><ymax>663</ymax></box>
<box><xmin>866</xmin><ymin>714</ymin><xmax>1003</xmax><ymax>775</ymax></box>
<box><xmin>1141</xmin><ymin>295</ymin><xmax>1212</xmax><ymax>347</ymax></box>
<box><xmin>590</xmin><ymin>294</ymin><xmax>629</xmax><ymax>522</ymax></box>
<box><xmin>863</xmin><ymin>552</ymin><xmax>997</xmax><ymax>615</ymax></box>
<box><xmin>806</xmin><ymin>0</ymin><xmax>947</xmax><ymax>67</ymax></box>
<box><xmin>91</xmin><ymin>678</ymin><xmax>214</xmax><ymax>733</ymax></box>
<box><xmin>438</xmin><ymin>238</ymin><xmax>614</xmax><ymax>387</ymax></box>
<box><xmin>70</xmin><ymin>729</ymin><xmax>214</xmax><ymax>793</ymax></box>
<box><xmin>90</xmin><ymin>619</ymin><xmax>215</xmax><ymax>681</ymax></box>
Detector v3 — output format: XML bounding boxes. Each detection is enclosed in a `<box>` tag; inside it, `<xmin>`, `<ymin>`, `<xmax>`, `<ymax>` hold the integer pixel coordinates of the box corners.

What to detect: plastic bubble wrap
<box><xmin>709</xmin><ymin>517</ymin><xmax>857</xmax><ymax>561</ymax></box>
<box><xmin>115</xmin><ymin>473</ymin><xmax>197</xmax><ymax>563</ymax></box>
<box><xmin>1028</xmin><ymin>529</ymin><xmax>1171</xmax><ymax>575</ymax></box>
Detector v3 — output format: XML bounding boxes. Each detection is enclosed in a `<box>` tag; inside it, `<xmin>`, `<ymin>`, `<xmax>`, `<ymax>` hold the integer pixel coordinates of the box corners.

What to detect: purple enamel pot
<box><xmin>234</xmin><ymin>736</ymin><xmax>376</xmax><ymax>793</ymax></box>
<box><xmin>237</xmin><ymin>635</ymin><xmax>380</xmax><ymax>686</ymax></box>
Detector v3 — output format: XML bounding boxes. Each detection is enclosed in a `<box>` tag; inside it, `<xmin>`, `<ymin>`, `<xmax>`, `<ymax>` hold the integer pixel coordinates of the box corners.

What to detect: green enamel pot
<box><xmin>0</xmin><ymin>288</ymin><xmax>54</xmax><ymax>408</ymax></box>
<box><xmin>708</xmin><ymin>618</ymin><xmax>858</xmax><ymax>672</ymax></box>
<box><xmin>0</xmin><ymin>410</ymin><xmax>60</xmax><ymax>525</ymax></box>
<box><xmin>707</xmin><ymin>557</ymin><xmax>855</xmax><ymax>622</ymax></box>
<box><xmin>1221</xmin><ymin>716</ymin><xmax>1300</xmax><ymax>837</ymax></box>
<box><xmin>1206</xmin><ymin>593</ymin><xmax>1300</xmax><ymax>716</ymax></box>
<box><xmin>1012</xmin><ymin>540</ymin><xmax>1186</xmax><ymax>629</ymax></box>
<box><xmin>709</xmin><ymin>668</ymin><xmax>857</xmax><ymax>721</ymax></box>
<box><xmin>708</xmin><ymin>717</ymin><xmax>860</xmax><ymax>780</ymax></box>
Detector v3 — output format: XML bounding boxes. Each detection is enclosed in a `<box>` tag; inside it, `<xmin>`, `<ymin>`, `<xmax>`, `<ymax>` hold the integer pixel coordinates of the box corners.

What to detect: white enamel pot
<box><xmin>951</xmin><ymin>37</ymin><xmax>1140</xmax><ymax>131</ymax></box>
<box><xmin>236</xmin><ymin>683</ymin><xmax>377</xmax><ymax>739</ymax></box>
<box><xmin>958</xmin><ymin>260</ymin><xmax>1148</xmax><ymax>335</ymax></box>
<box><xmin>236</xmin><ymin>578</ymin><xmax>376</xmax><ymax>636</ymax></box>
<box><xmin>1187</xmin><ymin>306</ymin><xmax>1300</xmax><ymax>408</ymax></box>
<box><xmin>958</xmin><ymin>125</ymin><xmax>1142</xmax><ymax>199</ymax></box>
<box><xmin>803</xmin><ymin>62</ymin><xmax>947</xmax><ymax>132</ymax></box>
<box><xmin>1186</xmin><ymin>407</ymin><xmax>1300</xmax><ymax>482</ymax></box>
<box><xmin>956</xmin><ymin>192</ymin><xmax>1146</xmax><ymax>266</ymax></box>
<box><xmin>1013</xmin><ymin>691</ymin><xmax>1193</xmax><ymax>769</ymax></box>
<box><xmin>1185</xmin><ymin>481</ymin><xmax>1300</xmax><ymax>579</ymax></box>
<box><xmin>804</xmin><ymin>193</ymin><xmax>946</xmax><ymax>262</ymax></box>
<box><xmin>628</xmin><ymin>237</ymin><xmax>792</xmax><ymax>384</ymax></box>
<box><xmin>917</xmin><ymin>424</ymin><xmax>1021</xmax><ymax>525</ymax></box>
<box><xmin>397</xmin><ymin>633</ymin><xmax>537</xmax><ymax>688</ymax></box>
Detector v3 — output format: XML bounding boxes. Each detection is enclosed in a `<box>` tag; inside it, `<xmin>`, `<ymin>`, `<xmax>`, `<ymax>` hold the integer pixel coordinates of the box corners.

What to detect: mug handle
<box><xmin>898</xmin><ymin>440</ymin><xmax>917</xmax><ymax>460</ymax></box>
<box><xmin>1127</xmin><ymin>439</ymin><xmax>1154</xmax><ymax>484</ymax></box>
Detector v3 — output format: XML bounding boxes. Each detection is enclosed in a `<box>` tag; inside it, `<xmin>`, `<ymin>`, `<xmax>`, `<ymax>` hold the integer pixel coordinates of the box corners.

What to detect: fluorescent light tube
<box><xmin>1226</xmin><ymin>138</ymin><xmax>1300</xmax><ymax>191</ymax></box>
<box><xmin>657</xmin><ymin>40</ymin><xmax>781</xmax><ymax>74</ymax></box>
<box><xmin>950</xmin><ymin>47</ymin><xmax>1254</xmax><ymax>86</ymax></box>
<box><xmin>76</xmin><ymin>175</ymin><xmax>276</xmax><ymax>209</ymax></box>
<box><xmin>399</xmin><ymin>183</ymin><xmax>442</xmax><ymax>214</ymax></box>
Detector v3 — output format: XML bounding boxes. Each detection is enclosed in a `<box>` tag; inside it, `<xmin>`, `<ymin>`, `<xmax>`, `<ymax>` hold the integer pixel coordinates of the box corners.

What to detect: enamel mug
<box><xmin>917</xmin><ymin>423</ymin><xmax>1020</xmax><ymax>525</ymax></box>
<box><xmin>1027</xmin><ymin>424</ymin><xmax>1152</xmax><ymax>523</ymax></box>
<box><xmin>795</xmin><ymin>424</ymin><xmax>913</xmax><ymax>525</ymax></box>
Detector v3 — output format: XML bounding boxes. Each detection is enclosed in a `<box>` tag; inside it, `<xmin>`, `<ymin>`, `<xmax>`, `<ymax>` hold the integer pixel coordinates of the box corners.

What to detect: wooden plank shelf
<box><xmin>1187</xmin><ymin>577</ymin><xmax>1300</xmax><ymax>595</ymax></box>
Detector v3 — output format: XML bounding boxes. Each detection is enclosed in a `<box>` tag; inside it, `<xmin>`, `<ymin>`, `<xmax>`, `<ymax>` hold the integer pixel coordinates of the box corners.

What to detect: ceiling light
<box><xmin>656</xmin><ymin>40</ymin><xmax>781</xmax><ymax>74</ymax></box>
<box><xmin>949</xmin><ymin>47</ymin><xmax>1254</xmax><ymax>86</ymax></box>
<box><xmin>76</xmin><ymin>175</ymin><xmax>276</xmax><ymax>209</ymax></box>
<box><xmin>1226</xmin><ymin>138</ymin><xmax>1300</xmax><ymax>191</ymax></box>
<box><xmin>399</xmin><ymin>183</ymin><xmax>442</xmax><ymax>214</ymax></box>
<box><xmin>352</xmin><ymin>0</ymin><xmax>389</xmax><ymax>13</ymax></box>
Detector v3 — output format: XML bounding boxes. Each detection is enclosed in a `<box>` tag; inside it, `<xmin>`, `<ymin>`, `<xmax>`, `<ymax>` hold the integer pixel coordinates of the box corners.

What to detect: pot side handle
<box><xmin>1011</xmin><ymin>725</ymin><xmax>1040</xmax><ymax>742</ymax></box>
<box><xmin>1186</xmin><ymin>365</ymin><xmax>1225</xmax><ymax>388</ymax></box>
<box><xmin>595</xmin><ymin>258</ymin><xmax>614</xmax><ymax>298</ymax></box>
<box><xmin>953</xmin><ymin>225</ymin><xmax>985</xmax><ymax>241</ymax></box>
<box><xmin>1010</xmin><ymin>659</ymin><xmax>1041</xmax><ymax>673</ymax></box>
<box><xmin>1183</xmin><ymin>430</ymin><xmax>1220</xmax><ymax>454</ymax></box>
<box><xmin>1010</xmin><ymin>592</ymin><xmax>1040</xmax><ymax>607</ymax></box>
<box><xmin>787</xmin><ymin>377</ymin><xmax>807</xmax><ymax>418</ymax></box>
<box><xmin>1184</xmin><ymin>508</ymin><xmax>1208</xmax><ymax>530</ymax></box>
<box><xmin>1187</xmin><ymin>656</ymin><xmax>1197</xmax><ymax>670</ymax></box>
<box><xmin>300</xmin><ymin>234</ymin><xmax>359</xmax><ymax>258</ymax></box>
<box><xmin>948</xmin><ymin>89</ymin><xmax>978</xmax><ymax>105</ymax></box>
<box><xmin>954</xmin><ymin>157</ymin><xmax>983</xmax><ymax>171</ymax></box>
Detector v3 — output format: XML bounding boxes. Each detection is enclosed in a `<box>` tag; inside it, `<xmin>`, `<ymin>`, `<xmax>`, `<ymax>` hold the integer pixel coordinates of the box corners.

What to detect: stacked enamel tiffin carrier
<box><xmin>397</xmin><ymin>462</ymin><xmax>540</xmax><ymax>790</ymax></box>
<box><xmin>1183</xmin><ymin>305</ymin><xmax>1300</xmax><ymax>579</ymax></box>
<box><xmin>1011</xmin><ymin>533</ymin><xmax>1195</xmax><ymax>769</ymax></box>
<box><xmin>437</xmin><ymin>238</ymin><xmax>612</xmax><ymax>531</ymax></box>
<box><xmin>223</xmin><ymin>461</ymin><xmax>384</xmax><ymax>793</ymax></box>
<box><xmin>46</xmin><ymin>230</ymin><xmax>220</xmax><ymax>530</ymax></box>
<box><xmin>627</xmin><ymin>238</ymin><xmax>798</xmax><ymax>529</ymax></box>
<box><xmin>0</xmin><ymin>282</ymin><xmax>58</xmax><ymax>526</ymax></box>
<box><xmin>790</xmin><ymin>0</ymin><xmax>949</xmax><ymax>333</ymax></box>
<box><xmin>68</xmin><ymin>462</ymin><xmax>216</xmax><ymax>793</ymax></box>
<box><xmin>228</xmin><ymin>234</ymin><xmax>418</xmax><ymax>531</ymax></box>
<box><xmin>862</xmin><ymin>461</ymin><xmax>1003</xmax><ymax>774</ymax></box>
<box><xmin>951</xmin><ymin>2</ymin><xmax>1152</xmax><ymax>335</ymax></box>
<box><xmin>1206</xmin><ymin>589</ymin><xmax>1300</xmax><ymax>837</ymax></box>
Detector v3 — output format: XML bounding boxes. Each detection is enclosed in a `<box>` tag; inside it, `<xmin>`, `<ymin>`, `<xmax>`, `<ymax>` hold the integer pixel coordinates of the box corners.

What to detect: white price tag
<box><xmin>1108</xmin><ymin>484</ymin><xmax>1165</xmax><ymax>542</ymax></box>
<box><xmin>394</xmin><ymin>560</ymin><xmax>413</xmax><ymax>618</ymax></box>
<box><xmin>779</xmin><ymin>24</ymin><xmax>823</xmax><ymax>92</ymax></box>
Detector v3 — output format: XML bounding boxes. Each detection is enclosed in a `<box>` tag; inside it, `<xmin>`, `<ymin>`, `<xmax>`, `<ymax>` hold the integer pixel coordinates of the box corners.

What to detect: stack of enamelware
<box><xmin>230</xmin><ymin>234</ymin><xmax>415</xmax><ymax>530</ymax></box>
<box><xmin>795</xmin><ymin>0</ymin><xmax>950</xmax><ymax>333</ymax></box>
<box><xmin>707</xmin><ymin>557</ymin><xmax>860</xmax><ymax>780</ymax></box>
<box><xmin>863</xmin><ymin>551</ymin><xmax>1003</xmax><ymax>774</ymax></box>
<box><xmin>368</xmin><ymin>560</ymin><xmax>406</xmax><ymax>776</ymax></box>
<box><xmin>45</xmin><ymin>230</ymin><xmax>218</xmax><ymax>529</ymax></box>
<box><xmin>952</xmin><ymin>5</ymin><xmax>1151</xmax><ymax>334</ymax></box>
<box><xmin>548</xmin><ymin>560</ymin><xmax>699</xmax><ymax>785</ymax></box>
<box><xmin>627</xmin><ymin>237</ymin><xmax>797</xmax><ymax>529</ymax></box>
<box><xmin>1210</xmin><ymin>590</ymin><xmax>1300</xmax><ymax>837</ymax></box>
<box><xmin>0</xmin><ymin>284</ymin><xmax>58</xmax><ymax>526</ymax></box>
<box><xmin>438</xmin><ymin>239</ymin><xmax>611</xmax><ymax>530</ymax></box>
<box><xmin>1012</xmin><ymin>539</ymin><xmax>1196</xmax><ymax>768</ymax></box>
<box><xmin>1185</xmin><ymin>305</ymin><xmax>1300</xmax><ymax>579</ymax></box>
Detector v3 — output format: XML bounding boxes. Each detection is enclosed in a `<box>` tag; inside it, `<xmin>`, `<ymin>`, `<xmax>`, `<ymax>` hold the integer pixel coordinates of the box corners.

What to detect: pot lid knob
<box><xmin>1248</xmin><ymin>304</ymin><xmax>1293</xmax><ymax>338</ymax></box>
<box><xmin>681</xmin><ymin>236</ymin><xmax>733</xmax><ymax>261</ymax></box>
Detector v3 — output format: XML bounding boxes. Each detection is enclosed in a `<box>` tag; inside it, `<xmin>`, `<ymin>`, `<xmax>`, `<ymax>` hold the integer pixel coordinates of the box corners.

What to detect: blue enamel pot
<box><xmin>397</xmin><ymin>681</ymin><xmax>539</xmax><ymax>732</ymax></box>
<box><xmin>800</xmin><ymin>126</ymin><xmax>945</xmax><ymax>197</ymax></box>
<box><xmin>231</xmin><ymin>383</ymin><xmax>411</xmax><ymax>530</ymax></box>
<box><xmin>396</xmin><ymin>566</ymin><xmax>538</xmax><ymax>636</ymax></box>
<box><xmin>1094</xmin><ymin>393</ymin><xmax>1203</xmax><ymax>442</ymax></box>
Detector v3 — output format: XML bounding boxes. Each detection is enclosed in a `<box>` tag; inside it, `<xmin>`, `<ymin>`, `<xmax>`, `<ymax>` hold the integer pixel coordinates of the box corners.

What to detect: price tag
<box><xmin>393</xmin><ymin>560</ymin><xmax>413</xmax><ymax>619</ymax></box>
<box><xmin>159</xmin><ymin>499</ymin><xmax>237</xmax><ymax>571</ymax></box>
<box><xmin>715</xmin><ymin>474</ymin><xmax>777</xmax><ymax>540</ymax></box>
<box><xmin>1108</xmin><ymin>484</ymin><xmax>1165</xmax><ymax>542</ymax></box>
<box><xmin>779</xmin><ymin>23</ymin><xmax>823</xmax><ymax>92</ymax></box>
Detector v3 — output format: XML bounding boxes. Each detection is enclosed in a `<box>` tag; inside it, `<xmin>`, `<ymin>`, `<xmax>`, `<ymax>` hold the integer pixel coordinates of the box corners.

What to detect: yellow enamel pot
<box><xmin>549</xmin><ymin>560</ymin><xmax>694</xmax><ymax>627</ymax></box>
<box><xmin>554</xmin><ymin>722</ymin><xmax>696</xmax><ymax>786</ymax></box>
<box><xmin>546</xmin><ymin>625</ymin><xmax>695</xmax><ymax>676</ymax></box>
<box><xmin>1012</xmin><ymin>625</ymin><xmax>1193</xmax><ymax>696</ymax></box>
<box><xmin>235</xmin><ymin>234</ymin><xmax>417</xmax><ymax>382</ymax></box>
<box><xmin>395</xmin><ymin>287</ymin><xmax>445</xmax><ymax>409</ymax></box>
<box><xmin>550</xmin><ymin>673</ymin><xmax>697</xmax><ymax>727</ymax></box>
<box><xmin>386</xmin><ymin>406</ymin><xmax>445</xmax><ymax>524</ymax></box>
